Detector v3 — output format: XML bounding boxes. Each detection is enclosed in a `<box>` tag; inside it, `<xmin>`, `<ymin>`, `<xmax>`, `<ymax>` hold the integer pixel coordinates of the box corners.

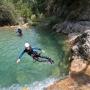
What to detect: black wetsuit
<box><xmin>18</xmin><ymin>48</ymin><xmax>54</xmax><ymax>64</ymax></box>
<box><xmin>19</xmin><ymin>48</ymin><xmax>42</xmax><ymax>59</ymax></box>
<box><xmin>16</xmin><ymin>28</ymin><xmax>22</xmax><ymax>36</ymax></box>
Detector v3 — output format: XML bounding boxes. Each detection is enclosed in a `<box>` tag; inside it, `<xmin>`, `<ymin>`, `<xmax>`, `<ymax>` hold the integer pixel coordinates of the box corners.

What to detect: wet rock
<box><xmin>46</xmin><ymin>77</ymin><xmax>75</xmax><ymax>90</ymax></box>
<box><xmin>46</xmin><ymin>66</ymin><xmax>90</xmax><ymax>87</ymax></box>
<box><xmin>53</xmin><ymin>21</ymin><xmax>90</xmax><ymax>34</ymax></box>
<box><xmin>70</xmin><ymin>30</ymin><xmax>90</xmax><ymax>61</ymax></box>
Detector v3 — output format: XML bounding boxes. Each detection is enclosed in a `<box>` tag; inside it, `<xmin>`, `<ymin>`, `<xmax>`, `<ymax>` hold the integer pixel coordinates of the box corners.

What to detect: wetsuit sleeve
<box><xmin>32</xmin><ymin>48</ymin><xmax>42</xmax><ymax>51</ymax></box>
<box><xmin>18</xmin><ymin>50</ymin><xmax>25</xmax><ymax>59</ymax></box>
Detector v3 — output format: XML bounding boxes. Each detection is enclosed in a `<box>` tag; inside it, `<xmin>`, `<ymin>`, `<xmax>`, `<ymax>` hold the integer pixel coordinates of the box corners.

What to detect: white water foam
<box><xmin>0</xmin><ymin>77</ymin><xmax>58</xmax><ymax>90</ymax></box>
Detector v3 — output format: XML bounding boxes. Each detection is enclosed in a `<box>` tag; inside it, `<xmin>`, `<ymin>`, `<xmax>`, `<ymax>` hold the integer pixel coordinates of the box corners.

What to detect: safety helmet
<box><xmin>24</xmin><ymin>43</ymin><xmax>30</xmax><ymax>48</ymax></box>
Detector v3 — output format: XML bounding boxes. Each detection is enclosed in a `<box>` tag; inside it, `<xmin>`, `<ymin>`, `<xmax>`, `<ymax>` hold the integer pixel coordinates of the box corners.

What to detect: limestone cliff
<box><xmin>46</xmin><ymin>30</ymin><xmax>90</xmax><ymax>90</ymax></box>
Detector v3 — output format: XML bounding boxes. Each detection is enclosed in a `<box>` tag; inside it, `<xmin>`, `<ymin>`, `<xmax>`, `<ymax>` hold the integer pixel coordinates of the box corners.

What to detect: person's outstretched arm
<box><xmin>16</xmin><ymin>50</ymin><xmax>25</xmax><ymax>64</ymax></box>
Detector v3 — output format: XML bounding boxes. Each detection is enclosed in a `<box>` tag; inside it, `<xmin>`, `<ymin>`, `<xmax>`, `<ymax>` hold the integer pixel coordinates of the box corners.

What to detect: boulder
<box><xmin>70</xmin><ymin>30</ymin><xmax>90</xmax><ymax>61</ymax></box>
<box><xmin>46</xmin><ymin>30</ymin><xmax>90</xmax><ymax>90</ymax></box>
<box><xmin>70</xmin><ymin>59</ymin><xmax>87</xmax><ymax>73</ymax></box>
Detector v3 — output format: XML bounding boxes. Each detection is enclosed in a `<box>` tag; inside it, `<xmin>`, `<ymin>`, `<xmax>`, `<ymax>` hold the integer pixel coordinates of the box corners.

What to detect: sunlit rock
<box><xmin>70</xmin><ymin>59</ymin><xmax>87</xmax><ymax>73</ymax></box>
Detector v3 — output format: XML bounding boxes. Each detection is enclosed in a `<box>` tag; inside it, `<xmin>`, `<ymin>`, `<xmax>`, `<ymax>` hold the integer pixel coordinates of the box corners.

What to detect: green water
<box><xmin>0</xmin><ymin>27</ymin><xmax>69</xmax><ymax>87</ymax></box>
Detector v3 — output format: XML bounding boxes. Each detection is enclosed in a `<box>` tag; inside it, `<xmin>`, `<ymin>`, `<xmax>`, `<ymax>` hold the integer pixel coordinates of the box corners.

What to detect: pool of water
<box><xmin>0</xmin><ymin>27</ymin><xmax>69</xmax><ymax>89</ymax></box>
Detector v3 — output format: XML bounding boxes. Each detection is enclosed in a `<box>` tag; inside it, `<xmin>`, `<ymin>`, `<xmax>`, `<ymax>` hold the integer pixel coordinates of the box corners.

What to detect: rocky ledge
<box><xmin>46</xmin><ymin>30</ymin><xmax>90</xmax><ymax>90</ymax></box>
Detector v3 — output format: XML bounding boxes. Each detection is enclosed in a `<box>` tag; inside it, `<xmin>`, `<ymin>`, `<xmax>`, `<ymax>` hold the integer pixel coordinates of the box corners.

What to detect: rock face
<box><xmin>47</xmin><ymin>73</ymin><xmax>90</xmax><ymax>90</ymax></box>
<box><xmin>46</xmin><ymin>30</ymin><xmax>90</xmax><ymax>90</ymax></box>
<box><xmin>46</xmin><ymin>0</ymin><xmax>90</xmax><ymax>89</ymax></box>
<box><xmin>46</xmin><ymin>0</ymin><xmax>90</xmax><ymax>34</ymax></box>
<box><xmin>69</xmin><ymin>30</ymin><xmax>90</xmax><ymax>73</ymax></box>
<box><xmin>70</xmin><ymin>30</ymin><xmax>90</xmax><ymax>61</ymax></box>
<box><xmin>52</xmin><ymin>21</ymin><xmax>90</xmax><ymax>34</ymax></box>
<box><xmin>70</xmin><ymin>59</ymin><xmax>87</xmax><ymax>73</ymax></box>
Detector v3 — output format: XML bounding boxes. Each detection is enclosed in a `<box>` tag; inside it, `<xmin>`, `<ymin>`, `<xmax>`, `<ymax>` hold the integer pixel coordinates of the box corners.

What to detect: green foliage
<box><xmin>14</xmin><ymin>0</ymin><xmax>32</xmax><ymax>17</ymax></box>
<box><xmin>45</xmin><ymin>0</ymin><xmax>90</xmax><ymax>21</ymax></box>
<box><xmin>31</xmin><ymin>14</ymin><xmax>37</xmax><ymax>22</ymax></box>
<box><xmin>0</xmin><ymin>0</ymin><xmax>47</xmax><ymax>26</ymax></box>
<box><xmin>0</xmin><ymin>2</ymin><xmax>16</xmax><ymax>26</ymax></box>
<box><xmin>34</xmin><ymin>0</ymin><xmax>46</xmax><ymax>14</ymax></box>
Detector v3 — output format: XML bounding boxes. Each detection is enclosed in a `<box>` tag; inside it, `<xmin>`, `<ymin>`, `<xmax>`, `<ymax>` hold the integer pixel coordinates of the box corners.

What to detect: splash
<box><xmin>0</xmin><ymin>77</ymin><xmax>57</xmax><ymax>90</ymax></box>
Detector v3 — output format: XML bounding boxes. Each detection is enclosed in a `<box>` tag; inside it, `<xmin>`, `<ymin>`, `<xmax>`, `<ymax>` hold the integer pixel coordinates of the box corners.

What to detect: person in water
<box><xmin>16</xmin><ymin>43</ymin><xmax>54</xmax><ymax>64</ymax></box>
<box><xmin>16</xmin><ymin>28</ymin><xmax>23</xmax><ymax>36</ymax></box>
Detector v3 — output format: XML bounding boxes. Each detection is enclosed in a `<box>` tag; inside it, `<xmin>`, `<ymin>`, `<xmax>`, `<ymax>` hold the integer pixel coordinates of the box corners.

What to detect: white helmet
<box><xmin>24</xmin><ymin>43</ymin><xmax>30</xmax><ymax>48</ymax></box>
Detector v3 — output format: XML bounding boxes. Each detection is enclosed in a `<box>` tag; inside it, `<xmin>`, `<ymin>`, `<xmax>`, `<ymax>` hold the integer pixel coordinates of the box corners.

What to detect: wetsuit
<box><xmin>19</xmin><ymin>48</ymin><xmax>42</xmax><ymax>59</ymax></box>
<box><xmin>16</xmin><ymin>28</ymin><xmax>22</xmax><ymax>36</ymax></box>
<box><xmin>18</xmin><ymin>48</ymin><xmax>54</xmax><ymax>63</ymax></box>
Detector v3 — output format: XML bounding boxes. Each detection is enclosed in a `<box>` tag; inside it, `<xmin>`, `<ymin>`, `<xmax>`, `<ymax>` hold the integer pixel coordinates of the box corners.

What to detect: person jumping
<box><xmin>16</xmin><ymin>43</ymin><xmax>54</xmax><ymax>64</ymax></box>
